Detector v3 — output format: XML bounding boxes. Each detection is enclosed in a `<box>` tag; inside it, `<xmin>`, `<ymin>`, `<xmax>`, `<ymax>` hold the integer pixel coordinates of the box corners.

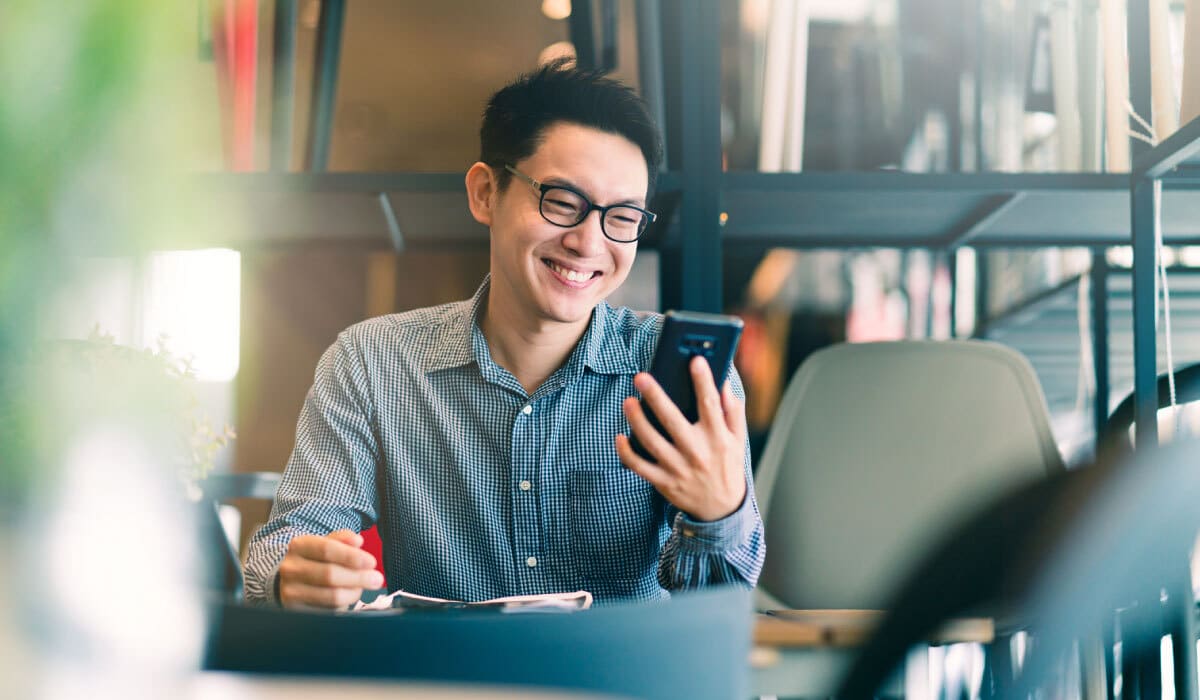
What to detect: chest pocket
<box><xmin>568</xmin><ymin>467</ymin><xmax>663</xmax><ymax>584</ymax></box>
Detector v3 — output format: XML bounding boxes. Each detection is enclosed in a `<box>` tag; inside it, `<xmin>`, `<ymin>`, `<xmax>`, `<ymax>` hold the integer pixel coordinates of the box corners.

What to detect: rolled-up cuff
<box><xmin>675</xmin><ymin>492</ymin><xmax>756</xmax><ymax>553</ymax></box>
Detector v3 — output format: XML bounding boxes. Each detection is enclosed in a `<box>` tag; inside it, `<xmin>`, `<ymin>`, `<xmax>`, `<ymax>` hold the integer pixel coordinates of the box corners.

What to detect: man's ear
<box><xmin>465</xmin><ymin>162</ymin><xmax>497</xmax><ymax>227</ymax></box>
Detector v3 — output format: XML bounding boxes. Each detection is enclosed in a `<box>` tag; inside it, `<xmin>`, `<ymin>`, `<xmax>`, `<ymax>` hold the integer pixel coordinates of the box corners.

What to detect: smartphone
<box><xmin>630</xmin><ymin>310</ymin><xmax>744</xmax><ymax>462</ymax></box>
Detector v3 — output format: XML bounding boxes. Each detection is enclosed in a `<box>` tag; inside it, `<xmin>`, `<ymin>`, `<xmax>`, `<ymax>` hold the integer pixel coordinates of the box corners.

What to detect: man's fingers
<box><xmin>689</xmin><ymin>356</ymin><xmax>724</xmax><ymax>430</ymax></box>
<box><xmin>615</xmin><ymin>434</ymin><xmax>674</xmax><ymax>490</ymax></box>
<box><xmin>327</xmin><ymin>529</ymin><xmax>364</xmax><ymax>548</ymax></box>
<box><xmin>622</xmin><ymin>396</ymin><xmax>686</xmax><ymax>469</ymax></box>
<box><xmin>633</xmin><ymin>372</ymin><xmax>692</xmax><ymax>440</ymax></box>
<box><xmin>289</xmin><ymin>534</ymin><xmax>376</xmax><ymax>571</ymax></box>
<box><xmin>279</xmin><ymin>580</ymin><xmax>365</xmax><ymax>610</ymax></box>
<box><xmin>721</xmin><ymin>381</ymin><xmax>748</xmax><ymax>440</ymax></box>
<box><xmin>279</xmin><ymin>556</ymin><xmax>384</xmax><ymax>590</ymax></box>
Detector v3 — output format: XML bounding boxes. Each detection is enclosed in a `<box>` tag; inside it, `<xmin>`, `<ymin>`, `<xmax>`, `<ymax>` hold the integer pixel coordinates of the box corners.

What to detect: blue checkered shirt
<box><xmin>244</xmin><ymin>276</ymin><xmax>764</xmax><ymax>605</ymax></box>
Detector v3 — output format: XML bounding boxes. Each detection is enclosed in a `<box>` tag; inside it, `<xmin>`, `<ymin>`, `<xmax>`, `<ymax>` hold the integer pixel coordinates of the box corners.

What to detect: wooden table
<box><xmin>750</xmin><ymin>610</ymin><xmax>995</xmax><ymax>698</ymax></box>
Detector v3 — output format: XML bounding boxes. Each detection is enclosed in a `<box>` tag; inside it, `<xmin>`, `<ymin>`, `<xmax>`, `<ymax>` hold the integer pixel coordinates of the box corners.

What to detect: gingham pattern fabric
<box><xmin>244</xmin><ymin>276</ymin><xmax>764</xmax><ymax>605</ymax></box>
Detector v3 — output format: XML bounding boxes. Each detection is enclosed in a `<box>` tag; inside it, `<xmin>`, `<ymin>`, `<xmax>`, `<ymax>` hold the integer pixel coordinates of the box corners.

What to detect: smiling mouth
<box><xmin>543</xmin><ymin>258</ymin><xmax>600</xmax><ymax>283</ymax></box>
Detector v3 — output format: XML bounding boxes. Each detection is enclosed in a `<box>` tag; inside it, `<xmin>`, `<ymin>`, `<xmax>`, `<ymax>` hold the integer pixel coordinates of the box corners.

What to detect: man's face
<box><xmin>486</xmin><ymin>122</ymin><xmax>649</xmax><ymax>326</ymax></box>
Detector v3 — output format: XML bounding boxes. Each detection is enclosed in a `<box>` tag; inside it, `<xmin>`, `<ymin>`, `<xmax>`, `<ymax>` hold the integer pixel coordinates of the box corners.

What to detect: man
<box><xmin>244</xmin><ymin>61</ymin><xmax>764</xmax><ymax>607</ymax></box>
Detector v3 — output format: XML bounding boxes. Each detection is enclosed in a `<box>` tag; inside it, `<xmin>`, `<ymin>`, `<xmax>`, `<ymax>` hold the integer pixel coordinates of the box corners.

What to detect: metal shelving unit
<box><xmin>1129</xmin><ymin>117</ymin><xmax>1200</xmax><ymax>447</ymax></box>
<box><xmin>197</xmin><ymin>0</ymin><xmax>1200</xmax><ymax>454</ymax></box>
<box><xmin>196</xmin><ymin>166</ymin><xmax>1200</xmax><ymax>250</ymax></box>
<box><xmin>718</xmin><ymin>171</ymin><xmax>1200</xmax><ymax>249</ymax></box>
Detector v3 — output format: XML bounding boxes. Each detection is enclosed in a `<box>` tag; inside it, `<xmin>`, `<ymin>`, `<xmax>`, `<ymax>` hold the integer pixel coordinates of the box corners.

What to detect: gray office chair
<box><xmin>755</xmin><ymin>340</ymin><xmax>1064</xmax><ymax>611</ymax></box>
<box><xmin>205</xmin><ymin>585</ymin><xmax>752</xmax><ymax>700</ymax></box>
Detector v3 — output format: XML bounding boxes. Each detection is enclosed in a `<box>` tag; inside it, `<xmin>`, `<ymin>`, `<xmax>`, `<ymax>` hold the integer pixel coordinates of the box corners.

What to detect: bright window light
<box><xmin>141</xmin><ymin>249</ymin><xmax>241</xmax><ymax>382</ymax></box>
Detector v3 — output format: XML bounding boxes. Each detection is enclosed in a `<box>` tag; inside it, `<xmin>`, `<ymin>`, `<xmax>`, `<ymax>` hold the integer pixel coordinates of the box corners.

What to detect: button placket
<box><xmin>511</xmin><ymin>398</ymin><xmax>543</xmax><ymax>586</ymax></box>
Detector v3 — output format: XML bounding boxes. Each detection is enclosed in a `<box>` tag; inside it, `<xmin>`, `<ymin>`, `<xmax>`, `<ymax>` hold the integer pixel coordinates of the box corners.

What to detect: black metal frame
<box><xmin>271</xmin><ymin>0</ymin><xmax>297</xmax><ymax>171</ymax></box>
<box><xmin>305</xmin><ymin>0</ymin><xmax>345</xmax><ymax>172</ymax></box>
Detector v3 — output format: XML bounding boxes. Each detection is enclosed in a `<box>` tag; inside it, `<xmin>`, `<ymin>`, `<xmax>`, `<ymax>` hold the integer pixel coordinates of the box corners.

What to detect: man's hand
<box><xmin>278</xmin><ymin>529</ymin><xmax>384</xmax><ymax>609</ymax></box>
<box><xmin>615</xmin><ymin>355</ymin><xmax>748</xmax><ymax>522</ymax></box>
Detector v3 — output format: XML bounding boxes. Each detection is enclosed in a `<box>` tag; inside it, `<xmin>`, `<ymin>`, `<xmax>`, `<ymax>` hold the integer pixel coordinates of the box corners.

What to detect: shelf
<box><xmin>188</xmin><ymin>171</ymin><xmax>684</xmax><ymax>251</ymax></box>
<box><xmin>981</xmin><ymin>270</ymin><xmax>1200</xmax><ymax>419</ymax></box>
<box><xmin>719</xmin><ymin>172</ymin><xmax>1200</xmax><ymax>249</ymax></box>
<box><xmin>192</xmin><ymin>172</ymin><xmax>485</xmax><ymax>250</ymax></box>
<box><xmin>1133</xmin><ymin>115</ymin><xmax>1200</xmax><ymax>184</ymax></box>
<box><xmin>185</xmin><ymin>166</ymin><xmax>1200</xmax><ymax>252</ymax></box>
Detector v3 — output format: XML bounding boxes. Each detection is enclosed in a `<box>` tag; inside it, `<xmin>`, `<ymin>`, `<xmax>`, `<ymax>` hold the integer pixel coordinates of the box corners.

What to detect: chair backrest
<box><xmin>204</xmin><ymin>585</ymin><xmax>752</xmax><ymax>700</ymax></box>
<box><xmin>755</xmin><ymin>340</ymin><xmax>1064</xmax><ymax>609</ymax></box>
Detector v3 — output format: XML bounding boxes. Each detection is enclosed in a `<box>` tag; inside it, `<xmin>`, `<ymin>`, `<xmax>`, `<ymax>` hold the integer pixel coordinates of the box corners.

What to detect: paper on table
<box><xmin>349</xmin><ymin>589</ymin><xmax>593</xmax><ymax>614</ymax></box>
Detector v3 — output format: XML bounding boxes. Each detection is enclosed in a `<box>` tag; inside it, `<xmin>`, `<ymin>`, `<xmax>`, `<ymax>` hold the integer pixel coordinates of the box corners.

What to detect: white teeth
<box><xmin>548</xmin><ymin>261</ymin><xmax>591</xmax><ymax>283</ymax></box>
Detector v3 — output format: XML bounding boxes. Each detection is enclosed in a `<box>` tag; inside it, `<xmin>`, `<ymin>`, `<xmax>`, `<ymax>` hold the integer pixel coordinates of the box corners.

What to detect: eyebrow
<box><xmin>541</xmin><ymin>176</ymin><xmax>646</xmax><ymax>208</ymax></box>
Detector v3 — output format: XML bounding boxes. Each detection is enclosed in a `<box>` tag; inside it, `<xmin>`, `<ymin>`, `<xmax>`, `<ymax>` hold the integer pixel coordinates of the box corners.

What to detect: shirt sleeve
<box><xmin>243</xmin><ymin>331</ymin><xmax>381</xmax><ymax>605</ymax></box>
<box><xmin>656</xmin><ymin>365</ymin><xmax>765</xmax><ymax>591</ymax></box>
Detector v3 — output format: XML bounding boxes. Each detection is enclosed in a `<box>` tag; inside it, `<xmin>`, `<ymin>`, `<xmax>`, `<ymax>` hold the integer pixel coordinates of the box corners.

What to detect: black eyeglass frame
<box><xmin>503</xmin><ymin>164</ymin><xmax>657</xmax><ymax>243</ymax></box>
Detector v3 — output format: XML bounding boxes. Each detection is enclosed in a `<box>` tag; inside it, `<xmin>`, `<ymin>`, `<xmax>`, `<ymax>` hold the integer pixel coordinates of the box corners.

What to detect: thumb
<box><xmin>328</xmin><ymin>529</ymin><xmax>364</xmax><ymax>548</ymax></box>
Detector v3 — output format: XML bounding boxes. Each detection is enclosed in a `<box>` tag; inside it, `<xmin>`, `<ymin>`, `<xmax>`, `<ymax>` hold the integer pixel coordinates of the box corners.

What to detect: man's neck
<box><xmin>480</xmin><ymin>287</ymin><xmax>592</xmax><ymax>397</ymax></box>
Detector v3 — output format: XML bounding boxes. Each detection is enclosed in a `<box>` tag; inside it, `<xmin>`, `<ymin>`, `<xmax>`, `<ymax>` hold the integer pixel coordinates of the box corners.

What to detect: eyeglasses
<box><xmin>504</xmin><ymin>164</ymin><xmax>656</xmax><ymax>243</ymax></box>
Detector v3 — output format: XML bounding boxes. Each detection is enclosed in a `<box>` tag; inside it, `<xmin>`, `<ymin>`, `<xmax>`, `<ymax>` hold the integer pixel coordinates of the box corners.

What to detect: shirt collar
<box><xmin>423</xmin><ymin>274</ymin><xmax>640</xmax><ymax>378</ymax></box>
<box><xmin>579</xmin><ymin>301</ymin><xmax>640</xmax><ymax>376</ymax></box>
<box><xmin>421</xmin><ymin>277</ymin><xmax>488</xmax><ymax>374</ymax></box>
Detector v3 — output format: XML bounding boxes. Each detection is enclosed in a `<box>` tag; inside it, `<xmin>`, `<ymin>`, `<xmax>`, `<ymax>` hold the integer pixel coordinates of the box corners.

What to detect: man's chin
<box><xmin>539</xmin><ymin>301</ymin><xmax>596</xmax><ymax>326</ymax></box>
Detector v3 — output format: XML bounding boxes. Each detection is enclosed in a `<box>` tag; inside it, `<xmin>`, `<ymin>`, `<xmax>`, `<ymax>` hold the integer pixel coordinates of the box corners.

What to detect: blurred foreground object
<box><xmin>0</xmin><ymin>0</ymin><xmax>228</xmax><ymax>695</ymax></box>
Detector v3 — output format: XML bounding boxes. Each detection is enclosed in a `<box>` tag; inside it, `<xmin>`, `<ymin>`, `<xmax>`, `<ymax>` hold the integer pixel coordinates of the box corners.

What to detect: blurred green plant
<box><xmin>0</xmin><ymin>2</ymin><xmax>213</xmax><ymax>518</ymax></box>
<box><xmin>64</xmin><ymin>326</ymin><xmax>237</xmax><ymax>489</ymax></box>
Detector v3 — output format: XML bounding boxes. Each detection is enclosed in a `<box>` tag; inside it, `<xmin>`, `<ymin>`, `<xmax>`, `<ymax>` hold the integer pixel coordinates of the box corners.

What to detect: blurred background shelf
<box><xmin>194</xmin><ymin>168</ymin><xmax>1200</xmax><ymax>251</ymax></box>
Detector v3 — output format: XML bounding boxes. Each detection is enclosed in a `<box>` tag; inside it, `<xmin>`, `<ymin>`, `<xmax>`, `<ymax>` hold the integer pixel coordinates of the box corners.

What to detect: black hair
<box><xmin>479</xmin><ymin>58</ymin><xmax>664</xmax><ymax>201</ymax></box>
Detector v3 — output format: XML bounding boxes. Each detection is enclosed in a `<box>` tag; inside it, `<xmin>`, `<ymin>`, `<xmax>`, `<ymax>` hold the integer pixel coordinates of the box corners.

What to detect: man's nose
<box><xmin>562</xmin><ymin>209</ymin><xmax>608</xmax><ymax>256</ymax></box>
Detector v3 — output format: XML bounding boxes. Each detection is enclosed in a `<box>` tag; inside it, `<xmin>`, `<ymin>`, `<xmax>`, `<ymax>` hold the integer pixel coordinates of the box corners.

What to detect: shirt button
<box><xmin>521</xmin><ymin>404</ymin><xmax>533</xmax><ymax>415</ymax></box>
<box><xmin>519</xmin><ymin>480</ymin><xmax>532</xmax><ymax>491</ymax></box>
<box><xmin>526</xmin><ymin>556</ymin><xmax>538</xmax><ymax>568</ymax></box>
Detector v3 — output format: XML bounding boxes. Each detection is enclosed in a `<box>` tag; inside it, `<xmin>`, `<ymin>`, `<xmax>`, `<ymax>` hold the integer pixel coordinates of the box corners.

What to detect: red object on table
<box><xmin>360</xmin><ymin>526</ymin><xmax>386</xmax><ymax>583</ymax></box>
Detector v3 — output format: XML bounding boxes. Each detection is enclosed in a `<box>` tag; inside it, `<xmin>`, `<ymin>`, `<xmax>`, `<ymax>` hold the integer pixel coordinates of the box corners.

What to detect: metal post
<box><xmin>305</xmin><ymin>0</ymin><xmax>345</xmax><ymax>172</ymax></box>
<box><xmin>1127</xmin><ymin>3</ymin><xmax>1176</xmax><ymax>697</ymax></box>
<box><xmin>658</xmin><ymin>243</ymin><xmax>683</xmax><ymax>312</ymax></box>
<box><xmin>1090</xmin><ymin>248</ymin><xmax>1110</xmax><ymax>443</ymax></box>
<box><xmin>1170</xmin><ymin>567</ymin><xmax>1199</xmax><ymax>700</ymax></box>
<box><xmin>635</xmin><ymin>0</ymin><xmax>667</xmax><ymax>161</ymax></box>
<box><xmin>271</xmin><ymin>0</ymin><xmax>298</xmax><ymax>171</ymax></box>
<box><xmin>948</xmin><ymin>250</ymin><xmax>958</xmax><ymax>338</ymax></box>
<box><xmin>568</xmin><ymin>0</ymin><xmax>597</xmax><ymax>70</ymax></box>
<box><xmin>673</xmin><ymin>0</ymin><xmax>722</xmax><ymax>312</ymax></box>
<box><xmin>974</xmin><ymin>250</ymin><xmax>990</xmax><ymax>336</ymax></box>
<box><xmin>1137</xmin><ymin>597</ymin><xmax>1164</xmax><ymax>700</ymax></box>
<box><xmin>1131</xmin><ymin>179</ymin><xmax>1159</xmax><ymax>447</ymax></box>
<box><xmin>600</xmin><ymin>0</ymin><xmax>618</xmax><ymax>71</ymax></box>
<box><xmin>655</xmin><ymin>0</ymin><xmax>683</xmax><ymax>310</ymax></box>
<box><xmin>1131</xmin><ymin>179</ymin><xmax>1163</xmax><ymax>700</ymax></box>
<box><xmin>973</xmin><ymin>0</ymin><xmax>986</xmax><ymax>172</ymax></box>
<box><xmin>1127</xmin><ymin>0</ymin><xmax>1152</xmax><ymax>162</ymax></box>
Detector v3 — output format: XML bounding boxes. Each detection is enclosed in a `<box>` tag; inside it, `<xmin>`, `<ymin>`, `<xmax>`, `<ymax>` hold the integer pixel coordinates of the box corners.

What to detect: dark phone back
<box><xmin>631</xmin><ymin>311</ymin><xmax>743</xmax><ymax>462</ymax></box>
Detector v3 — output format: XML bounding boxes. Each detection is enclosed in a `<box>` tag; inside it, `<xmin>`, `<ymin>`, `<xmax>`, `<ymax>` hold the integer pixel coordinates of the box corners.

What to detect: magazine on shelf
<box><xmin>349</xmin><ymin>588</ymin><xmax>593</xmax><ymax>614</ymax></box>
